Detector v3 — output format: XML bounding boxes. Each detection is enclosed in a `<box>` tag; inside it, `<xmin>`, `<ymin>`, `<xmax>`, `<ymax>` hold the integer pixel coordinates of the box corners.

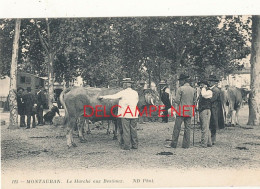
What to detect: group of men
<box><xmin>17</xmin><ymin>87</ymin><xmax>47</xmax><ymax>129</ymax></box>
<box><xmin>98</xmin><ymin>74</ymin><xmax>224</xmax><ymax>150</ymax></box>
<box><xmin>164</xmin><ymin>74</ymin><xmax>224</xmax><ymax>148</ymax></box>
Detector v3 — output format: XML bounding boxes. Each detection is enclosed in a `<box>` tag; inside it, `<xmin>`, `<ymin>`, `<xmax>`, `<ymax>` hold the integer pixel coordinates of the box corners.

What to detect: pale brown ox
<box><xmin>220</xmin><ymin>86</ymin><xmax>250</xmax><ymax>126</ymax></box>
<box><xmin>60</xmin><ymin>87</ymin><xmax>160</xmax><ymax>148</ymax></box>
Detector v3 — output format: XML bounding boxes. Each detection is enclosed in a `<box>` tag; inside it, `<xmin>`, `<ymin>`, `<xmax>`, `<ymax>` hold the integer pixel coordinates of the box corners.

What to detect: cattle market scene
<box><xmin>1</xmin><ymin>16</ymin><xmax>260</xmax><ymax>187</ymax></box>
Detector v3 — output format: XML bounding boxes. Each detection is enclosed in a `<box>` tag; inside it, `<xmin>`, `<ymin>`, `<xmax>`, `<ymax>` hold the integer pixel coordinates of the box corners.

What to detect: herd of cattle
<box><xmin>59</xmin><ymin>85</ymin><xmax>250</xmax><ymax>148</ymax></box>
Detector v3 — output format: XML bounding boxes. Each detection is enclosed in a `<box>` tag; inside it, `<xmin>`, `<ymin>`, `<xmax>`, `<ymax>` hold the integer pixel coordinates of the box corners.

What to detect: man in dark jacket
<box><xmin>23</xmin><ymin>87</ymin><xmax>36</xmax><ymax>129</ymax></box>
<box><xmin>161</xmin><ymin>86</ymin><xmax>171</xmax><ymax>123</ymax></box>
<box><xmin>36</xmin><ymin>87</ymin><xmax>46</xmax><ymax>125</ymax></box>
<box><xmin>43</xmin><ymin>103</ymin><xmax>60</xmax><ymax>125</ymax></box>
<box><xmin>166</xmin><ymin>74</ymin><xmax>196</xmax><ymax>149</ymax></box>
<box><xmin>17</xmin><ymin>87</ymin><xmax>26</xmax><ymax>127</ymax></box>
<box><xmin>208</xmin><ymin>75</ymin><xmax>225</xmax><ymax>145</ymax></box>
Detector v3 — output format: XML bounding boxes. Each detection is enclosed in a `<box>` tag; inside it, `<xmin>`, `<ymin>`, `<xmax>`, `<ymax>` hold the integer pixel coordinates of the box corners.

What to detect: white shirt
<box><xmin>201</xmin><ymin>87</ymin><xmax>213</xmax><ymax>99</ymax></box>
<box><xmin>102</xmin><ymin>88</ymin><xmax>139</xmax><ymax>118</ymax></box>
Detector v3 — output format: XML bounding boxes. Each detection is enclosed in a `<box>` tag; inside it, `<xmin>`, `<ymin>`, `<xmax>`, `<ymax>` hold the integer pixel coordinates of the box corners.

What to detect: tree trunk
<box><xmin>8</xmin><ymin>19</ymin><xmax>21</xmax><ymax>129</ymax></box>
<box><xmin>247</xmin><ymin>15</ymin><xmax>260</xmax><ymax>126</ymax></box>
<box><xmin>48</xmin><ymin>53</ymin><xmax>54</xmax><ymax>108</ymax></box>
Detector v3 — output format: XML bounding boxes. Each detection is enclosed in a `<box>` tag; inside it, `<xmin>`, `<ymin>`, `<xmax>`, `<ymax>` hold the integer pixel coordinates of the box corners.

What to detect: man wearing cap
<box><xmin>208</xmin><ymin>75</ymin><xmax>225</xmax><ymax>145</ymax></box>
<box><xmin>198</xmin><ymin>80</ymin><xmax>213</xmax><ymax>147</ymax></box>
<box><xmin>17</xmin><ymin>87</ymin><xmax>26</xmax><ymax>127</ymax></box>
<box><xmin>98</xmin><ymin>78</ymin><xmax>139</xmax><ymax>150</ymax></box>
<box><xmin>36</xmin><ymin>87</ymin><xmax>46</xmax><ymax>126</ymax></box>
<box><xmin>166</xmin><ymin>74</ymin><xmax>196</xmax><ymax>149</ymax></box>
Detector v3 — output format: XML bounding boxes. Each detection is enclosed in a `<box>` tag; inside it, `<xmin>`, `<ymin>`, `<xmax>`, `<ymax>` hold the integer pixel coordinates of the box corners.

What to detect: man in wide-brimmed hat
<box><xmin>23</xmin><ymin>87</ymin><xmax>37</xmax><ymax>129</ymax></box>
<box><xmin>166</xmin><ymin>73</ymin><xmax>196</xmax><ymax>149</ymax></box>
<box><xmin>99</xmin><ymin>78</ymin><xmax>139</xmax><ymax>150</ymax></box>
<box><xmin>208</xmin><ymin>75</ymin><xmax>225</xmax><ymax>145</ymax></box>
<box><xmin>197</xmin><ymin>79</ymin><xmax>213</xmax><ymax>147</ymax></box>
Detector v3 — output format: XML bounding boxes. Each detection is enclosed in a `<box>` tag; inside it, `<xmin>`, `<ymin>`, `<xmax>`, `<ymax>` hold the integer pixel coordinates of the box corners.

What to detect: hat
<box><xmin>161</xmin><ymin>86</ymin><xmax>168</xmax><ymax>91</ymax></box>
<box><xmin>159</xmin><ymin>80</ymin><xmax>167</xmax><ymax>85</ymax></box>
<box><xmin>197</xmin><ymin>80</ymin><xmax>209</xmax><ymax>86</ymax></box>
<box><xmin>208</xmin><ymin>75</ymin><xmax>219</xmax><ymax>82</ymax></box>
<box><xmin>122</xmin><ymin>78</ymin><xmax>134</xmax><ymax>83</ymax></box>
<box><xmin>178</xmin><ymin>73</ymin><xmax>190</xmax><ymax>80</ymax></box>
<box><xmin>17</xmin><ymin>87</ymin><xmax>24</xmax><ymax>91</ymax></box>
<box><xmin>139</xmin><ymin>80</ymin><xmax>145</xmax><ymax>84</ymax></box>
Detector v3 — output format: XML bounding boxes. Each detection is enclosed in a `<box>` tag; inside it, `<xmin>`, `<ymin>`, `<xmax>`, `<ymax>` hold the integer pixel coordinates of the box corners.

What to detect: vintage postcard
<box><xmin>1</xmin><ymin>0</ymin><xmax>260</xmax><ymax>189</ymax></box>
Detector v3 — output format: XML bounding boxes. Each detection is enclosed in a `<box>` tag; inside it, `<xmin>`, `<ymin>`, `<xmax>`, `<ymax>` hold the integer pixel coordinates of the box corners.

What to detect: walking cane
<box><xmin>193</xmin><ymin>87</ymin><xmax>197</xmax><ymax>146</ymax></box>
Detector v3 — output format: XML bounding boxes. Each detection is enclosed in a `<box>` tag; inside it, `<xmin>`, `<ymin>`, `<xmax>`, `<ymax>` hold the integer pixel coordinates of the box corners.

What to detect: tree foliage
<box><xmin>0</xmin><ymin>16</ymin><xmax>251</xmax><ymax>89</ymax></box>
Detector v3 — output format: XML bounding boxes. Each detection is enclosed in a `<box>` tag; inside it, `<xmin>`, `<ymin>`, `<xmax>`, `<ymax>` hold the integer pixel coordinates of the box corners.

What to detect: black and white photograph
<box><xmin>1</xmin><ymin>1</ymin><xmax>260</xmax><ymax>188</ymax></box>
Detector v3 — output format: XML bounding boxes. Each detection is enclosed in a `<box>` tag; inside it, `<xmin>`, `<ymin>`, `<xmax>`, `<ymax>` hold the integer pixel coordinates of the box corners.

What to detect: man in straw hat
<box><xmin>197</xmin><ymin>79</ymin><xmax>213</xmax><ymax>148</ymax></box>
<box><xmin>208</xmin><ymin>75</ymin><xmax>225</xmax><ymax>145</ymax></box>
<box><xmin>165</xmin><ymin>74</ymin><xmax>196</xmax><ymax>149</ymax></box>
<box><xmin>99</xmin><ymin>78</ymin><xmax>139</xmax><ymax>150</ymax></box>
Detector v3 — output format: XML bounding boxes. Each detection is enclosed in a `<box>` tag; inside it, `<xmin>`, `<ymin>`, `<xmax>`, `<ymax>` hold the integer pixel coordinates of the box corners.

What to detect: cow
<box><xmin>59</xmin><ymin>87</ymin><xmax>161</xmax><ymax>148</ymax></box>
<box><xmin>220</xmin><ymin>86</ymin><xmax>250</xmax><ymax>126</ymax></box>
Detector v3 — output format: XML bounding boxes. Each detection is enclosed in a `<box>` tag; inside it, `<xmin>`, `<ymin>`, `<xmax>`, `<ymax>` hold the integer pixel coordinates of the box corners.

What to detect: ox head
<box><xmin>137</xmin><ymin>89</ymin><xmax>163</xmax><ymax>118</ymax></box>
<box><xmin>240</xmin><ymin>88</ymin><xmax>250</xmax><ymax>102</ymax></box>
<box><xmin>138</xmin><ymin>89</ymin><xmax>162</xmax><ymax>107</ymax></box>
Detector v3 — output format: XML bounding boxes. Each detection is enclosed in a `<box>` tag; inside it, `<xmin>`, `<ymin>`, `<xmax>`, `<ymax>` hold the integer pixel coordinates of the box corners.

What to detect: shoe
<box><xmin>25</xmin><ymin>127</ymin><xmax>30</xmax><ymax>129</ymax></box>
<box><xmin>131</xmin><ymin>146</ymin><xmax>138</xmax><ymax>149</ymax></box>
<box><xmin>164</xmin><ymin>144</ymin><xmax>175</xmax><ymax>148</ymax></box>
<box><xmin>207</xmin><ymin>144</ymin><xmax>212</xmax><ymax>147</ymax></box>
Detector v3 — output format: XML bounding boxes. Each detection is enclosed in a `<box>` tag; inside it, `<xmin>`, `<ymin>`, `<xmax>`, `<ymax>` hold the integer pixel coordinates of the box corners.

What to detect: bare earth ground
<box><xmin>1</xmin><ymin>106</ymin><xmax>260</xmax><ymax>188</ymax></box>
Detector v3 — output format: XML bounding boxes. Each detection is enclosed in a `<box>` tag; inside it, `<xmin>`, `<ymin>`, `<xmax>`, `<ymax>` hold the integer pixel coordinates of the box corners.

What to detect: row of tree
<box><xmin>1</xmin><ymin>16</ymin><xmax>259</xmax><ymax>127</ymax></box>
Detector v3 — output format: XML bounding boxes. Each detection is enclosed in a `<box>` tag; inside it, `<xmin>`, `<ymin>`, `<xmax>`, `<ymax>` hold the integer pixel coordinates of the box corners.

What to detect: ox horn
<box><xmin>151</xmin><ymin>98</ymin><xmax>154</xmax><ymax>105</ymax></box>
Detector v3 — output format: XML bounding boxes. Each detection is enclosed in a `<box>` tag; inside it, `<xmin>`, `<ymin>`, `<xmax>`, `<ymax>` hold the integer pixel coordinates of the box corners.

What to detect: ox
<box><xmin>220</xmin><ymin>86</ymin><xmax>250</xmax><ymax>126</ymax></box>
<box><xmin>60</xmin><ymin>87</ymin><xmax>160</xmax><ymax>148</ymax></box>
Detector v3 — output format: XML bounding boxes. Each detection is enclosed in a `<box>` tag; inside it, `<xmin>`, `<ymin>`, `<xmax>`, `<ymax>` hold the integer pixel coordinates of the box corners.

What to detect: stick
<box><xmin>193</xmin><ymin>87</ymin><xmax>198</xmax><ymax>146</ymax></box>
<box><xmin>193</xmin><ymin>110</ymin><xmax>195</xmax><ymax>146</ymax></box>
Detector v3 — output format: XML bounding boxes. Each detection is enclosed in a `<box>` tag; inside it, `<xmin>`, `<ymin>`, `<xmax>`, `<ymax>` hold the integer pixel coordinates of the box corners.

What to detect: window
<box><xmin>25</xmin><ymin>77</ymin><xmax>31</xmax><ymax>84</ymax></box>
<box><xmin>20</xmin><ymin>76</ymin><xmax>25</xmax><ymax>83</ymax></box>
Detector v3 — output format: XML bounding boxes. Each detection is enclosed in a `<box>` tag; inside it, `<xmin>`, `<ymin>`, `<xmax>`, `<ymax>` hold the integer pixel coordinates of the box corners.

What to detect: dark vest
<box><xmin>198</xmin><ymin>94</ymin><xmax>211</xmax><ymax>112</ymax></box>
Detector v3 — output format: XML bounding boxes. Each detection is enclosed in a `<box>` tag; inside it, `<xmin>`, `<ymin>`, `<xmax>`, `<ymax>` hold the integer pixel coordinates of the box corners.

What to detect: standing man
<box><xmin>208</xmin><ymin>75</ymin><xmax>225</xmax><ymax>145</ymax></box>
<box><xmin>23</xmin><ymin>87</ymin><xmax>36</xmax><ymax>129</ymax></box>
<box><xmin>166</xmin><ymin>74</ymin><xmax>196</xmax><ymax>149</ymax></box>
<box><xmin>161</xmin><ymin>85</ymin><xmax>171</xmax><ymax>123</ymax></box>
<box><xmin>17</xmin><ymin>87</ymin><xmax>26</xmax><ymax>127</ymax></box>
<box><xmin>98</xmin><ymin>78</ymin><xmax>139</xmax><ymax>150</ymax></box>
<box><xmin>36</xmin><ymin>87</ymin><xmax>46</xmax><ymax>126</ymax></box>
<box><xmin>137</xmin><ymin>80</ymin><xmax>146</xmax><ymax>124</ymax></box>
<box><xmin>198</xmin><ymin>80</ymin><xmax>213</xmax><ymax>148</ymax></box>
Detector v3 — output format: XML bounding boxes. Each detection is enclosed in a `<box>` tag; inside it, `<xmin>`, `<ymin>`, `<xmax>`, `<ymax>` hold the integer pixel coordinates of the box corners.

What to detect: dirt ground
<box><xmin>1</xmin><ymin>106</ymin><xmax>260</xmax><ymax>187</ymax></box>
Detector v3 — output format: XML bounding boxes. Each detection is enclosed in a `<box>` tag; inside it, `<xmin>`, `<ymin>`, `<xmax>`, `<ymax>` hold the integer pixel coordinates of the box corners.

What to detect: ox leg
<box><xmin>113</xmin><ymin>119</ymin><xmax>118</xmax><ymax>140</ymax></box>
<box><xmin>66</xmin><ymin>117</ymin><xmax>77</xmax><ymax>148</ymax></box>
<box><xmin>235</xmin><ymin>109</ymin><xmax>240</xmax><ymax>126</ymax></box>
<box><xmin>87</xmin><ymin>120</ymin><xmax>91</xmax><ymax>134</ymax></box>
<box><xmin>78</xmin><ymin>118</ymin><xmax>87</xmax><ymax>143</ymax></box>
<box><xmin>231</xmin><ymin>110</ymin><xmax>236</xmax><ymax>127</ymax></box>
<box><xmin>107</xmin><ymin>120</ymin><xmax>111</xmax><ymax>135</ymax></box>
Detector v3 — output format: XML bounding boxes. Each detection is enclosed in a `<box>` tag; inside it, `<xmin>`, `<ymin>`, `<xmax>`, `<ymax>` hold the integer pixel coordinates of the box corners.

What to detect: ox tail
<box><xmin>59</xmin><ymin>88</ymin><xmax>71</xmax><ymax>125</ymax></box>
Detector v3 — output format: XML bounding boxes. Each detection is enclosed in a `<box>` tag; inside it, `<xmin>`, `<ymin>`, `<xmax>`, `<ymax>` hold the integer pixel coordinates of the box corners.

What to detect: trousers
<box><xmin>37</xmin><ymin>106</ymin><xmax>44</xmax><ymax>124</ymax></box>
<box><xmin>199</xmin><ymin>109</ymin><xmax>212</xmax><ymax>147</ymax></box>
<box><xmin>119</xmin><ymin>118</ymin><xmax>138</xmax><ymax>150</ymax></box>
<box><xmin>171</xmin><ymin>116</ymin><xmax>192</xmax><ymax>148</ymax></box>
